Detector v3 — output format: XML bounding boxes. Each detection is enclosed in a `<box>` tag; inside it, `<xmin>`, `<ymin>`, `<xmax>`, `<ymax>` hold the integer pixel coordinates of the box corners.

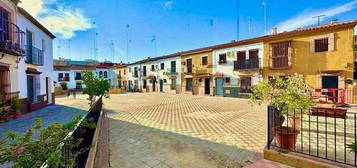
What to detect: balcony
<box><xmin>0</xmin><ymin>21</ymin><xmax>25</xmax><ymax>56</ymax></box>
<box><xmin>58</xmin><ymin>77</ymin><xmax>70</xmax><ymax>82</ymax></box>
<box><xmin>271</xmin><ymin>57</ymin><xmax>289</xmax><ymax>69</ymax></box>
<box><xmin>164</xmin><ymin>68</ymin><xmax>178</xmax><ymax>75</ymax></box>
<box><xmin>25</xmin><ymin>45</ymin><xmax>44</xmax><ymax>65</ymax></box>
<box><xmin>234</xmin><ymin>59</ymin><xmax>260</xmax><ymax>70</ymax></box>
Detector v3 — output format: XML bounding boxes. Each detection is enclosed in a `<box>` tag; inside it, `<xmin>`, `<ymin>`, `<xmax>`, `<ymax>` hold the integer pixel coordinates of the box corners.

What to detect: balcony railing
<box><xmin>272</xmin><ymin>57</ymin><xmax>289</xmax><ymax>69</ymax></box>
<box><xmin>58</xmin><ymin>77</ymin><xmax>70</xmax><ymax>82</ymax></box>
<box><xmin>165</xmin><ymin>68</ymin><xmax>177</xmax><ymax>75</ymax></box>
<box><xmin>0</xmin><ymin>21</ymin><xmax>25</xmax><ymax>56</ymax></box>
<box><xmin>234</xmin><ymin>59</ymin><xmax>260</xmax><ymax>70</ymax></box>
<box><xmin>25</xmin><ymin>45</ymin><xmax>44</xmax><ymax>65</ymax></box>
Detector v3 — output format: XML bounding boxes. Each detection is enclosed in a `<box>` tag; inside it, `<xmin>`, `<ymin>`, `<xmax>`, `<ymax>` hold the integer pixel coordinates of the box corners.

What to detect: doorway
<box><xmin>152</xmin><ymin>79</ymin><xmax>156</xmax><ymax>92</ymax></box>
<box><xmin>27</xmin><ymin>75</ymin><xmax>34</xmax><ymax>103</ymax></box>
<box><xmin>186</xmin><ymin>78</ymin><xmax>192</xmax><ymax>91</ymax></box>
<box><xmin>204</xmin><ymin>78</ymin><xmax>210</xmax><ymax>94</ymax></box>
<box><xmin>215</xmin><ymin>78</ymin><xmax>223</xmax><ymax>96</ymax></box>
<box><xmin>160</xmin><ymin>80</ymin><xmax>164</xmax><ymax>92</ymax></box>
<box><xmin>322</xmin><ymin>76</ymin><xmax>339</xmax><ymax>102</ymax></box>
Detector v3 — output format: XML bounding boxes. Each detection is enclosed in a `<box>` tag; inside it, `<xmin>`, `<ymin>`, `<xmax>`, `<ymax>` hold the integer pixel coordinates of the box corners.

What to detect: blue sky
<box><xmin>20</xmin><ymin>0</ymin><xmax>357</xmax><ymax>63</ymax></box>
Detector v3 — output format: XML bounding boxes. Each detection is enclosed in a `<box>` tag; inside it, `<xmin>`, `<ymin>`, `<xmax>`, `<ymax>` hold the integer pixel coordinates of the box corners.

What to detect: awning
<box><xmin>212</xmin><ymin>73</ymin><xmax>224</xmax><ymax>77</ymax></box>
<box><xmin>321</xmin><ymin>70</ymin><xmax>344</xmax><ymax>75</ymax></box>
<box><xmin>196</xmin><ymin>73</ymin><xmax>212</xmax><ymax>78</ymax></box>
<box><xmin>145</xmin><ymin>76</ymin><xmax>156</xmax><ymax>80</ymax></box>
<box><xmin>26</xmin><ymin>68</ymin><xmax>42</xmax><ymax>75</ymax></box>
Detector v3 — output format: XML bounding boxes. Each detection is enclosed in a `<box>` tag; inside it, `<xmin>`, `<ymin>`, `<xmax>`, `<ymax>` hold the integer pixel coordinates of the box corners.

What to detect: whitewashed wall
<box><xmin>212</xmin><ymin>42</ymin><xmax>264</xmax><ymax>86</ymax></box>
<box><xmin>17</xmin><ymin>12</ymin><xmax>54</xmax><ymax>103</ymax></box>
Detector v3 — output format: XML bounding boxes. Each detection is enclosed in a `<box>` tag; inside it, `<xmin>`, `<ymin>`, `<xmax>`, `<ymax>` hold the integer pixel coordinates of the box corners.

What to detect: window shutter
<box><xmin>328</xmin><ymin>33</ymin><xmax>335</xmax><ymax>51</ymax></box>
<box><xmin>269</xmin><ymin>45</ymin><xmax>273</xmax><ymax>68</ymax></box>
<box><xmin>33</xmin><ymin>77</ymin><xmax>41</xmax><ymax>102</ymax></box>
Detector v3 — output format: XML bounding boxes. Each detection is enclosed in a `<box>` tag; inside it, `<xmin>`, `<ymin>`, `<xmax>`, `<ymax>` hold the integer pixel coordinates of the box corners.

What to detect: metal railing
<box><xmin>42</xmin><ymin>97</ymin><xmax>103</xmax><ymax>168</ymax></box>
<box><xmin>58</xmin><ymin>77</ymin><xmax>70</xmax><ymax>82</ymax></box>
<box><xmin>234</xmin><ymin>59</ymin><xmax>260</xmax><ymax>70</ymax></box>
<box><xmin>267</xmin><ymin>106</ymin><xmax>357</xmax><ymax>167</ymax></box>
<box><xmin>25</xmin><ymin>45</ymin><xmax>44</xmax><ymax>65</ymax></box>
<box><xmin>0</xmin><ymin>20</ymin><xmax>25</xmax><ymax>55</ymax></box>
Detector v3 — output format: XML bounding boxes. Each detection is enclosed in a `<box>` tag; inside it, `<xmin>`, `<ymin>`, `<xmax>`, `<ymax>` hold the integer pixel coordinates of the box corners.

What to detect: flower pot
<box><xmin>13</xmin><ymin>111</ymin><xmax>21</xmax><ymax>119</ymax></box>
<box><xmin>288</xmin><ymin>116</ymin><xmax>301</xmax><ymax>131</ymax></box>
<box><xmin>192</xmin><ymin>86</ymin><xmax>199</xmax><ymax>95</ymax></box>
<box><xmin>273</xmin><ymin>126</ymin><xmax>299</xmax><ymax>150</ymax></box>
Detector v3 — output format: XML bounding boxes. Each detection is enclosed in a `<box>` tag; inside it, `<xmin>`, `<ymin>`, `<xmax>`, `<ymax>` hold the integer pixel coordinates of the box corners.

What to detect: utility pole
<box><xmin>93</xmin><ymin>21</ymin><xmax>98</xmax><ymax>64</ymax></box>
<box><xmin>126</xmin><ymin>24</ymin><xmax>130</xmax><ymax>63</ymax></box>
<box><xmin>312</xmin><ymin>15</ymin><xmax>325</xmax><ymax>26</ymax></box>
<box><xmin>210</xmin><ymin>19</ymin><xmax>214</xmax><ymax>43</ymax></box>
<box><xmin>262</xmin><ymin>1</ymin><xmax>267</xmax><ymax>35</ymax></box>
<box><xmin>236</xmin><ymin>0</ymin><xmax>239</xmax><ymax>40</ymax></box>
<box><xmin>68</xmin><ymin>39</ymin><xmax>71</xmax><ymax>60</ymax></box>
<box><xmin>151</xmin><ymin>35</ymin><xmax>157</xmax><ymax>58</ymax></box>
<box><xmin>248</xmin><ymin>17</ymin><xmax>252</xmax><ymax>36</ymax></box>
<box><xmin>110</xmin><ymin>40</ymin><xmax>115</xmax><ymax>63</ymax></box>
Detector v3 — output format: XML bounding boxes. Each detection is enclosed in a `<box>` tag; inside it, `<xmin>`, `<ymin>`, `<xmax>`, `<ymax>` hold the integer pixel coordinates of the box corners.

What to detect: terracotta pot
<box><xmin>13</xmin><ymin>111</ymin><xmax>21</xmax><ymax>119</ymax></box>
<box><xmin>288</xmin><ymin>116</ymin><xmax>301</xmax><ymax>131</ymax></box>
<box><xmin>192</xmin><ymin>87</ymin><xmax>199</xmax><ymax>95</ymax></box>
<box><xmin>273</xmin><ymin>126</ymin><xmax>299</xmax><ymax>150</ymax></box>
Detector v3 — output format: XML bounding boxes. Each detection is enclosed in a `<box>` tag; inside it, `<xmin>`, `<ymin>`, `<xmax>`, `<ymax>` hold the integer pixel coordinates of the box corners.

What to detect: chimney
<box><xmin>331</xmin><ymin>19</ymin><xmax>338</xmax><ymax>24</ymax></box>
<box><xmin>272</xmin><ymin>28</ymin><xmax>278</xmax><ymax>35</ymax></box>
<box><xmin>147</xmin><ymin>57</ymin><xmax>150</xmax><ymax>59</ymax></box>
<box><xmin>231</xmin><ymin>40</ymin><xmax>236</xmax><ymax>43</ymax></box>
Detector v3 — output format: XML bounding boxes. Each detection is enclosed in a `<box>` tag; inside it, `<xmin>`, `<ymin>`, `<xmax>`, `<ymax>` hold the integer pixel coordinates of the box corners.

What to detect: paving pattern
<box><xmin>106</xmin><ymin>93</ymin><xmax>290</xmax><ymax>168</ymax></box>
<box><xmin>0</xmin><ymin>95</ymin><xmax>90</xmax><ymax>139</ymax></box>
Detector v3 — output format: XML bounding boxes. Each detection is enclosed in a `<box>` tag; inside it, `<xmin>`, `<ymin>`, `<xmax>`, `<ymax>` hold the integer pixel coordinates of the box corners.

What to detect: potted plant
<box><xmin>11</xmin><ymin>97</ymin><xmax>22</xmax><ymax>119</ymax></box>
<box><xmin>250</xmin><ymin>75</ymin><xmax>313</xmax><ymax>150</ymax></box>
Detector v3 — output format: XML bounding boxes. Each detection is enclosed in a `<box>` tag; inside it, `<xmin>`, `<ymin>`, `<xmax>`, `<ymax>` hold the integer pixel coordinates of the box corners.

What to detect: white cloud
<box><xmin>19</xmin><ymin>0</ymin><xmax>93</xmax><ymax>39</ymax></box>
<box><xmin>163</xmin><ymin>1</ymin><xmax>174</xmax><ymax>10</ymax></box>
<box><xmin>276</xmin><ymin>0</ymin><xmax>357</xmax><ymax>32</ymax></box>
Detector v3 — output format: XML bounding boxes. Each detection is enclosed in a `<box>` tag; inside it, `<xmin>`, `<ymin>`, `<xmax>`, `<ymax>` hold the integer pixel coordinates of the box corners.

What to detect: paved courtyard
<box><xmin>0</xmin><ymin>95</ymin><xmax>90</xmax><ymax>139</ymax></box>
<box><xmin>106</xmin><ymin>93</ymin><xmax>290</xmax><ymax>168</ymax></box>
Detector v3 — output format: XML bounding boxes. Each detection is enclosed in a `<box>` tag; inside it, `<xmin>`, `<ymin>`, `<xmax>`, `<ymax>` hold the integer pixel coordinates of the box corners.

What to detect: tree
<box><xmin>82</xmin><ymin>71</ymin><xmax>110</xmax><ymax>104</ymax></box>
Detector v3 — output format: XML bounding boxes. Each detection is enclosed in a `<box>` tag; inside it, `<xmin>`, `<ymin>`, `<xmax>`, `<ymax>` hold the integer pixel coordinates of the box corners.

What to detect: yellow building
<box><xmin>116</xmin><ymin>64</ymin><xmax>128</xmax><ymax>91</ymax></box>
<box><xmin>180</xmin><ymin>49</ymin><xmax>214</xmax><ymax>95</ymax></box>
<box><xmin>263</xmin><ymin>20</ymin><xmax>357</xmax><ymax>90</ymax></box>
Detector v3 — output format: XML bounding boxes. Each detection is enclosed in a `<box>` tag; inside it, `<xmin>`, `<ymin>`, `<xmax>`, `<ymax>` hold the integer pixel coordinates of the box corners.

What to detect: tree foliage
<box><xmin>82</xmin><ymin>70</ymin><xmax>110</xmax><ymax>103</ymax></box>
<box><xmin>249</xmin><ymin>74</ymin><xmax>313</xmax><ymax>114</ymax></box>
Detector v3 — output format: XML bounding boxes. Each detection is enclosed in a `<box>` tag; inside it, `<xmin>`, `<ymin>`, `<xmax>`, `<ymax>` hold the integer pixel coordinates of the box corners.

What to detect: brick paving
<box><xmin>106</xmin><ymin>93</ymin><xmax>291</xmax><ymax>168</ymax></box>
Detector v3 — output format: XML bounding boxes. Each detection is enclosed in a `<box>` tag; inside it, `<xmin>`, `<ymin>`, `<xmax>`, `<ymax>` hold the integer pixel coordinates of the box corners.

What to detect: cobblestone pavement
<box><xmin>106</xmin><ymin>93</ymin><xmax>291</xmax><ymax>168</ymax></box>
<box><xmin>0</xmin><ymin>94</ymin><xmax>90</xmax><ymax>139</ymax></box>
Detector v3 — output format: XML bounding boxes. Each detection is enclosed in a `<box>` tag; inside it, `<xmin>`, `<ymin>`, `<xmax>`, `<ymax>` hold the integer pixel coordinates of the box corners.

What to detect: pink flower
<box><xmin>13</xmin><ymin>151</ymin><xmax>21</xmax><ymax>157</ymax></box>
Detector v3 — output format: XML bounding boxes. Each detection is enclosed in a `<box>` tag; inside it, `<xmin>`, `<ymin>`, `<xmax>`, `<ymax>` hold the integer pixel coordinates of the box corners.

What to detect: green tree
<box><xmin>82</xmin><ymin>70</ymin><xmax>110</xmax><ymax>104</ymax></box>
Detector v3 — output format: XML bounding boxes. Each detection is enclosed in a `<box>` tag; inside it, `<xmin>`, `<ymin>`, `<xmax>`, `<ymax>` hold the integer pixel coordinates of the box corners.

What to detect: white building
<box><xmin>140</xmin><ymin>55</ymin><xmax>181</xmax><ymax>93</ymax></box>
<box><xmin>212</xmin><ymin>42</ymin><xmax>264</xmax><ymax>97</ymax></box>
<box><xmin>16</xmin><ymin>7</ymin><xmax>56</xmax><ymax>112</ymax></box>
<box><xmin>127</xmin><ymin>63</ymin><xmax>141</xmax><ymax>91</ymax></box>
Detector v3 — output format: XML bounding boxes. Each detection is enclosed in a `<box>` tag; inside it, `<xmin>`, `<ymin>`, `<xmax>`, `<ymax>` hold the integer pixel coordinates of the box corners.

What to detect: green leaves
<box><xmin>82</xmin><ymin>70</ymin><xmax>110</xmax><ymax>103</ymax></box>
<box><xmin>249</xmin><ymin>74</ymin><xmax>313</xmax><ymax>115</ymax></box>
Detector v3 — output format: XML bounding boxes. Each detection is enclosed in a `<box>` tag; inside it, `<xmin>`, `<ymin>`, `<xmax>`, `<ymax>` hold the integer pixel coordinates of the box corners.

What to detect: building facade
<box><xmin>180</xmin><ymin>50</ymin><xmax>214</xmax><ymax>96</ymax></box>
<box><xmin>140</xmin><ymin>54</ymin><xmax>181</xmax><ymax>93</ymax></box>
<box><xmin>263</xmin><ymin>21</ymin><xmax>357</xmax><ymax>91</ymax></box>
<box><xmin>116</xmin><ymin>64</ymin><xmax>128</xmax><ymax>90</ymax></box>
<box><xmin>127</xmin><ymin>63</ymin><xmax>141</xmax><ymax>91</ymax></box>
<box><xmin>213</xmin><ymin>42</ymin><xmax>264</xmax><ymax>97</ymax></box>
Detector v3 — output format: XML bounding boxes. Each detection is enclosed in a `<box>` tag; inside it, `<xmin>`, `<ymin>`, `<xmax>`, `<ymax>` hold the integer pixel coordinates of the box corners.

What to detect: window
<box><xmin>164</xmin><ymin>79</ymin><xmax>167</xmax><ymax>83</ymax></box>
<box><xmin>202</xmin><ymin>56</ymin><xmax>208</xmax><ymax>66</ymax></box>
<box><xmin>42</xmin><ymin>39</ymin><xmax>46</xmax><ymax>51</ymax></box>
<box><xmin>240</xmin><ymin>77</ymin><xmax>252</xmax><ymax>93</ymax></box>
<box><xmin>124</xmin><ymin>69</ymin><xmax>126</xmax><ymax>75</ymax></box>
<box><xmin>219</xmin><ymin>54</ymin><xmax>227</xmax><ymax>64</ymax></box>
<box><xmin>143</xmin><ymin>80</ymin><xmax>147</xmax><ymax>89</ymax></box>
<box><xmin>225</xmin><ymin>77</ymin><xmax>230</xmax><ymax>84</ymax></box>
<box><xmin>170</xmin><ymin>61</ymin><xmax>176</xmax><ymax>73</ymax></box>
<box><xmin>58</xmin><ymin>73</ymin><xmax>63</xmax><ymax>80</ymax></box>
<box><xmin>0</xmin><ymin>8</ymin><xmax>10</xmax><ymax>41</ymax></box>
<box><xmin>104</xmin><ymin>71</ymin><xmax>108</xmax><ymax>78</ymax></box>
<box><xmin>271</xmin><ymin>41</ymin><xmax>291</xmax><ymax>68</ymax></box>
<box><xmin>160</xmin><ymin>63</ymin><xmax>165</xmax><ymax>70</ymax></box>
<box><xmin>75</xmin><ymin>72</ymin><xmax>81</xmax><ymax>80</ymax></box>
<box><xmin>314</xmin><ymin>38</ymin><xmax>328</xmax><ymax>52</ymax></box>
<box><xmin>134</xmin><ymin>67</ymin><xmax>138</xmax><ymax>77</ymax></box>
<box><xmin>65</xmin><ymin>73</ymin><xmax>70</xmax><ymax>81</ymax></box>
<box><xmin>99</xmin><ymin>71</ymin><xmax>103</xmax><ymax>77</ymax></box>
<box><xmin>143</xmin><ymin>66</ymin><xmax>147</xmax><ymax>76</ymax></box>
<box><xmin>129</xmin><ymin>68</ymin><xmax>131</xmax><ymax>73</ymax></box>
<box><xmin>151</xmin><ymin>65</ymin><xmax>155</xmax><ymax>71</ymax></box>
